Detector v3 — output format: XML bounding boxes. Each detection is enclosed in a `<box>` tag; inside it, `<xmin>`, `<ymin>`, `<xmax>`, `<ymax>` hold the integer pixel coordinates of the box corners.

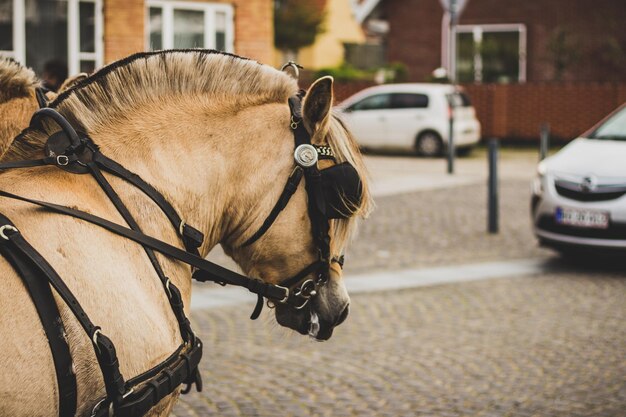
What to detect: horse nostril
<box><xmin>335</xmin><ymin>304</ymin><xmax>350</xmax><ymax>326</ymax></box>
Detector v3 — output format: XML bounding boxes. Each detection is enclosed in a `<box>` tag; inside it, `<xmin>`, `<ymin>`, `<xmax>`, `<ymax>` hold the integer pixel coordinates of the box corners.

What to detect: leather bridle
<box><xmin>0</xmin><ymin>90</ymin><xmax>361</xmax><ymax>416</ymax></box>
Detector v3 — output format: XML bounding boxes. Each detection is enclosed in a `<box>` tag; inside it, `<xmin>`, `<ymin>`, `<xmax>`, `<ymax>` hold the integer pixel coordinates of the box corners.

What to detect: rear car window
<box><xmin>458</xmin><ymin>93</ymin><xmax>472</xmax><ymax>106</ymax></box>
<box><xmin>349</xmin><ymin>94</ymin><xmax>391</xmax><ymax>111</ymax></box>
<box><xmin>390</xmin><ymin>93</ymin><xmax>429</xmax><ymax>109</ymax></box>
<box><xmin>447</xmin><ymin>92</ymin><xmax>472</xmax><ymax>107</ymax></box>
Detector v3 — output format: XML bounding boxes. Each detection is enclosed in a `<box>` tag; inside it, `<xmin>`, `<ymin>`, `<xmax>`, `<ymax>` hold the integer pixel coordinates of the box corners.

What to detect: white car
<box><xmin>335</xmin><ymin>83</ymin><xmax>481</xmax><ymax>156</ymax></box>
<box><xmin>532</xmin><ymin>104</ymin><xmax>626</xmax><ymax>252</ymax></box>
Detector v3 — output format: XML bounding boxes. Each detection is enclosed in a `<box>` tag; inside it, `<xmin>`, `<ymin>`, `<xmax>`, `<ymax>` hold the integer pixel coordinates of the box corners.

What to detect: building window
<box><xmin>456</xmin><ymin>24</ymin><xmax>526</xmax><ymax>84</ymax></box>
<box><xmin>0</xmin><ymin>0</ymin><xmax>13</xmax><ymax>53</ymax></box>
<box><xmin>146</xmin><ymin>1</ymin><xmax>234</xmax><ymax>52</ymax></box>
<box><xmin>0</xmin><ymin>0</ymin><xmax>103</xmax><ymax>77</ymax></box>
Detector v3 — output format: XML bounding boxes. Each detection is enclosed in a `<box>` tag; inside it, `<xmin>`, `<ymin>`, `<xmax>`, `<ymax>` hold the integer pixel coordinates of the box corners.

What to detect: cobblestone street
<box><xmin>175</xmin><ymin>152</ymin><xmax>626</xmax><ymax>417</ymax></box>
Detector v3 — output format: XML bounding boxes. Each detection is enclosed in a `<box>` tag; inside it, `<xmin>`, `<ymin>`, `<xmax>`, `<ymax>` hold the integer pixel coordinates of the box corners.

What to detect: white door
<box><xmin>341</xmin><ymin>93</ymin><xmax>391</xmax><ymax>147</ymax></box>
<box><xmin>383</xmin><ymin>93</ymin><xmax>430</xmax><ymax>147</ymax></box>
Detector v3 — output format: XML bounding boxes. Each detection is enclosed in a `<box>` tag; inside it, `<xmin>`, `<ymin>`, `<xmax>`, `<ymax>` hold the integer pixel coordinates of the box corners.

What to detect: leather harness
<box><xmin>0</xmin><ymin>90</ymin><xmax>361</xmax><ymax>416</ymax></box>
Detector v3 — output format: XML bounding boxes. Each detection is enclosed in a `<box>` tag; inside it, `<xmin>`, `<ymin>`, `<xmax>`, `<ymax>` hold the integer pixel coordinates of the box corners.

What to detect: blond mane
<box><xmin>0</xmin><ymin>57</ymin><xmax>39</xmax><ymax>103</ymax></box>
<box><xmin>0</xmin><ymin>57</ymin><xmax>41</xmax><ymax>159</ymax></box>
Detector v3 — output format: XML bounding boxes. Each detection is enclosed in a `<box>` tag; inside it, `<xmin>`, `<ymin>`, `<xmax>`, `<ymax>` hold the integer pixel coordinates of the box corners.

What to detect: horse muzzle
<box><xmin>275</xmin><ymin>300</ymin><xmax>350</xmax><ymax>341</ymax></box>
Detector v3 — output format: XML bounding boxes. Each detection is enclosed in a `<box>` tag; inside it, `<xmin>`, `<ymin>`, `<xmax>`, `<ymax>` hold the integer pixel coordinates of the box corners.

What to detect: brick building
<box><xmin>355</xmin><ymin>0</ymin><xmax>626</xmax><ymax>83</ymax></box>
<box><xmin>0</xmin><ymin>0</ymin><xmax>273</xmax><ymax>78</ymax></box>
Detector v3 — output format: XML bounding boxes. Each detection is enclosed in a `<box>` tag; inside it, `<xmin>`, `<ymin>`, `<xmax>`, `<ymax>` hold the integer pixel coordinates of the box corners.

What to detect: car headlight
<box><xmin>531</xmin><ymin>162</ymin><xmax>547</xmax><ymax>196</ymax></box>
<box><xmin>537</xmin><ymin>161</ymin><xmax>547</xmax><ymax>176</ymax></box>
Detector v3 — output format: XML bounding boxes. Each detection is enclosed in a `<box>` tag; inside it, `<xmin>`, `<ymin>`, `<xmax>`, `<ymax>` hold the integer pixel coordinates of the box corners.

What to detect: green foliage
<box><xmin>314</xmin><ymin>62</ymin><xmax>409</xmax><ymax>83</ymax></box>
<box><xmin>386</xmin><ymin>62</ymin><xmax>408</xmax><ymax>82</ymax></box>
<box><xmin>547</xmin><ymin>26</ymin><xmax>580</xmax><ymax>81</ymax></box>
<box><xmin>274</xmin><ymin>0</ymin><xmax>326</xmax><ymax>52</ymax></box>
<box><xmin>314</xmin><ymin>63</ymin><xmax>370</xmax><ymax>82</ymax></box>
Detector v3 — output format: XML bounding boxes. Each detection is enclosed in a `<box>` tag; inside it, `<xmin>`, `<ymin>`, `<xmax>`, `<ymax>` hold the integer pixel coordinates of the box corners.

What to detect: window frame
<box><xmin>1</xmin><ymin>0</ymin><xmax>103</xmax><ymax>75</ymax></box>
<box><xmin>145</xmin><ymin>0</ymin><xmax>234</xmax><ymax>52</ymax></box>
<box><xmin>455</xmin><ymin>23</ymin><xmax>527</xmax><ymax>83</ymax></box>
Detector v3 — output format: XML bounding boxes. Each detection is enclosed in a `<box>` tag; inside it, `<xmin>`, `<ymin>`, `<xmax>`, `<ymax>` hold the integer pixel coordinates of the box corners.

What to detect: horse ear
<box><xmin>59</xmin><ymin>73</ymin><xmax>88</xmax><ymax>93</ymax></box>
<box><xmin>302</xmin><ymin>76</ymin><xmax>334</xmax><ymax>144</ymax></box>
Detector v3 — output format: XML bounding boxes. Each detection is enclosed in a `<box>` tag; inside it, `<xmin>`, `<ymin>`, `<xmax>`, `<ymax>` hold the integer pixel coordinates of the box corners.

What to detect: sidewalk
<box><xmin>191</xmin><ymin>257</ymin><xmax>556</xmax><ymax>310</ymax></box>
<box><xmin>365</xmin><ymin>148</ymin><xmax>538</xmax><ymax>196</ymax></box>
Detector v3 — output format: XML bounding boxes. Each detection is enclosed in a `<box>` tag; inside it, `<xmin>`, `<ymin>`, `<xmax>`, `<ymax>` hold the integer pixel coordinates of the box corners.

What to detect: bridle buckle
<box><xmin>56</xmin><ymin>155</ymin><xmax>70</xmax><ymax>166</ymax></box>
<box><xmin>275</xmin><ymin>285</ymin><xmax>290</xmax><ymax>304</ymax></box>
<box><xmin>294</xmin><ymin>279</ymin><xmax>316</xmax><ymax>299</ymax></box>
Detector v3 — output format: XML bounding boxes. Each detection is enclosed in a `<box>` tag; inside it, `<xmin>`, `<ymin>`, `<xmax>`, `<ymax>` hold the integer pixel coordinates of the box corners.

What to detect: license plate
<box><xmin>555</xmin><ymin>207</ymin><xmax>609</xmax><ymax>229</ymax></box>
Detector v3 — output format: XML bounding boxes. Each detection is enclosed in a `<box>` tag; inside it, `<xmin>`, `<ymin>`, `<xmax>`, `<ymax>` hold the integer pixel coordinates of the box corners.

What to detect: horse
<box><xmin>0</xmin><ymin>50</ymin><xmax>372</xmax><ymax>417</ymax></box>
<box><xmin>0</xmin><ymin>56</ymin><xmax>87</xmax><ymax>158</ymax></box>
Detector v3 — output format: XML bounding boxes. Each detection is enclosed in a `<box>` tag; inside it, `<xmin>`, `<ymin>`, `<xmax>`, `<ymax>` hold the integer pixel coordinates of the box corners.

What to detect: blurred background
<box><xmin>2</xmin><ymin>0</ymin><xmax>625</xmax><ymax>142</ymax></box>
<box><xmin>1</xmin><ymin>1</ymin><xmax>625</xmax><ymax>416</ymax></box>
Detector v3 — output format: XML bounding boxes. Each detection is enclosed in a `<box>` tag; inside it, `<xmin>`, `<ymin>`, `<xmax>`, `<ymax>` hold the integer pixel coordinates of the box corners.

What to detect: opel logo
<box><xmin>580</xmin><ymin>175</ymin><xmax>597</xmax><ymax>193</ymax></box>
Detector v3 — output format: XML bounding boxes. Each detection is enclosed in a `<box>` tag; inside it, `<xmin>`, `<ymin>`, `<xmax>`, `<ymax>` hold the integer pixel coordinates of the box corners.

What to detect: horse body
<box><xmin>0</xmin><ymin>51</ymin><xmax>370</xmax><ymax>416</ymax></box>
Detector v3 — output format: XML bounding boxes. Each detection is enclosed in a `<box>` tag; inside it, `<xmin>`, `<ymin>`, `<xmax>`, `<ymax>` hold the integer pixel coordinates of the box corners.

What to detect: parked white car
<box><xmin>531</xmin><ymin>103</ymin><xmax>626</xmax><ymax>252</ymax></box>
<box><xmin>335</xmin><ymin>83</ymin><xmax>481</xmax><ymax>156</ymax></box>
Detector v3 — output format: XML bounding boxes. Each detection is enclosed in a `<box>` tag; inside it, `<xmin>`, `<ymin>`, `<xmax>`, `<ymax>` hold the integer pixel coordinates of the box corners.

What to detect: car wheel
<box><xmin>416</xmin><ymin>131</ymin><xmax>443</xmax><ymax>157</ymax></box>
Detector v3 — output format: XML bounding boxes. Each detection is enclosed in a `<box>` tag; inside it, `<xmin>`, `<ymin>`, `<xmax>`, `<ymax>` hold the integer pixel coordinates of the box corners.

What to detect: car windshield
<box><xmin>587</xmin><ymin>106</ymin><xmax>626</xmax><ymax>141</ymax></box>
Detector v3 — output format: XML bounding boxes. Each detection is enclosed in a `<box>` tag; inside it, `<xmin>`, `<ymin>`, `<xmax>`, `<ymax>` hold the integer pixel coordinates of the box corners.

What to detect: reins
<box><xmin>0</xmin><ymin>90</ymin><xmax>356</xmax><ymax>416</ymax></box>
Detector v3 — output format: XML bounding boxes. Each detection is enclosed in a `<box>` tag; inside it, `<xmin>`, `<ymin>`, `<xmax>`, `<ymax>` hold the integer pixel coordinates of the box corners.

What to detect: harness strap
<box><xmin>92</xmin><ymin>339</ymin><xmax>203</xmax><ymax>417</ymax></box>
<box><xmin>0</xmin><ymin>212</ymin><xmax>203</xmax><ymax>416</ymax></box>
<box><xmin>0</xmin><ymin>217</ymin><xmax>127</xmax><ymax>409</ymax></box>
<box><xmin>0</xmin><ymin>217</ymin><xmax>77</xmax><ymax>417</ymax></box>
<box><xmin>86</xmin><ymin>161</ymin><xmax>195</xmax><ymax>341</ymax></box>
<box><xmin>30</xmin><ymin>108</ymin><xmax>82</xmax><ymax>150</ymax></box>
<box><xmin>0</xmin><ymin>155</ymin><xmax>78</xmax><ymax>169</ymax></box>
<box><xmin>92</xmin><ymin>152</ymin><xmax>204</xmax><ymax>253</ymax></box>
<box><xmin>0</xmin><ymin>189</ymin><xmax>290</xmax><ymax>303</ymax></box>
<box><xmin>242</xmin><ymin>166</ymin><xmax>304</xmax><ymax>247</ymax></box>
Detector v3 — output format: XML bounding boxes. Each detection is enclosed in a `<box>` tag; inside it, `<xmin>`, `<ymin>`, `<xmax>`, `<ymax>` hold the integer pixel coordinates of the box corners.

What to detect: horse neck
<box><xmin>89</xmin><ymin>98</ymin><xmax>293</xmax><ymax>256</ymax></box>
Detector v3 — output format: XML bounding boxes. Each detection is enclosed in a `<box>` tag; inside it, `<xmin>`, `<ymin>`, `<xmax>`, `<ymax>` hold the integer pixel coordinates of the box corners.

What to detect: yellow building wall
<box><xmin>275</xmin><ymin>0</ymin><xmax>365</xmax><ymax>70</ymax></box>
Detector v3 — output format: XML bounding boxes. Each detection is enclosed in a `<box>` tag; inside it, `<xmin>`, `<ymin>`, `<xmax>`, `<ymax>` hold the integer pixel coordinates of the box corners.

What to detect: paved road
<box><xmin>174</xmin><ymin>152</ymin><xmax>626</xmax><ymax>417</ymax></box>
<box><xmin>176</xmin><ymin>267</ymin><xmax>625</xmax><ymax>417</ymax></box>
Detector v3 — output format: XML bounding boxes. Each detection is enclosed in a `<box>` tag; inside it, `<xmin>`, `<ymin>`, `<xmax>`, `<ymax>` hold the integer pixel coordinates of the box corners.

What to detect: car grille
<box><xmin>554</xmin><ymin>179</ymin><xmax>626</xmax><ymax>202</ymax></box>
<box><xmin>537</xmin><ymin>216</ymin><xmax>626</xmax><ymax>240</ymax></box>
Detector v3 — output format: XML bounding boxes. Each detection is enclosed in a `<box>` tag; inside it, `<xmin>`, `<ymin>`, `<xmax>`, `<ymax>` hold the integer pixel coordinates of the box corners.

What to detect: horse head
<box><xmin>222</xmin><ymin>76</ymin><xmax>372</xmax><ymax>340</ymax></box>
<box><xmin>4</xmin><ymin>51</ymin><xmax>371</xmax><ymax>342</ymax></box>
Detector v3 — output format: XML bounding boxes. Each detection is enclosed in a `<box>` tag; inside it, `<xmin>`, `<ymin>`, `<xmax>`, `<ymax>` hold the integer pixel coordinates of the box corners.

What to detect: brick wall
<box><xmin>383</xmin><ymin>0</ymin><xmax>443</xmax><ymax>82</ymax></box>
<box><xmin>463</xmin><ymin>83</ymin><xmax>626</xmax><ymax>142</ymax></box>
<box><xmin>230</xmin><ymin>0</ymin><xmax>273</xmax><ymax>63</ymax></box>
<box><xmin>381</xmin><ymin>0</ymin><xmax>626</xmax><ymax>83</ymax></box>
<box><xmin>103</xmin><ymin>0</ymin><xmax>273</xmax><ymax>65</ymax></box>
<box><xmin>104</xmin><ymin>0</ymin><xmax>145</xmax><ymax>63</ymax></box>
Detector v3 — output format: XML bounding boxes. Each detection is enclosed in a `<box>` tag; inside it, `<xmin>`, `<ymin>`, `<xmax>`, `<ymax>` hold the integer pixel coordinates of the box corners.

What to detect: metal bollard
<box><xmin>447</xmin><ymin>100</ymin><xmax>455</xmax><ymax>174</ymax></box>
<box><xmin>488</xmin><ymin>138</ymin><xmax>499</xmax><ymax>234</ymax></box>
<box><xmin>539</xmin><ymin>123</ymin><xmax>550</xmax><ymax>161</ymax></box>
